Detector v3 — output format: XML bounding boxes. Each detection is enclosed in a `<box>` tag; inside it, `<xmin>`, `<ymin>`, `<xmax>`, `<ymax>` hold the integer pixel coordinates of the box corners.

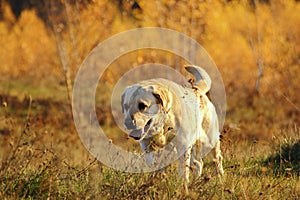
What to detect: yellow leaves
<box><xmin>1</xmin><ymin>2</ymin><xmax>16</xmax><ymax>23</ymax></box>
<box><xmin>0</xmin><ymin>8</ymin><xmax>58</xmax><ymax>77</ymax></box>
<box><xmin>203</xmin><ymin>2</ymin><xmax>256</xmax><ymax>77</ymax></box>
<box><xmin>200</xmin><ymin>0</ymin><xmax>300</xmax><ymax>95</ymax></box>
<box><xmin>0</xmin><ymin>0</ymin><xmax>299</xmax><ymax>94</ymax></box>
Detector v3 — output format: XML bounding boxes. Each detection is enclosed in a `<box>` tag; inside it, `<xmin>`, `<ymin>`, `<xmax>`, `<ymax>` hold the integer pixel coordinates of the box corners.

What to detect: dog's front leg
<box><xmin>191</xmin><ymin>140</ymin><xmax>204</xmax><ymax>177</ymax></box>
<box><xmin>178</xmin><ymin>146</ymin><xmax>192</xmax><ymax>193</ymax></box>
<box><xmin>178</xmin><ymin>146</ymin><xmax>192</xmax><ymax>183</ymax></box>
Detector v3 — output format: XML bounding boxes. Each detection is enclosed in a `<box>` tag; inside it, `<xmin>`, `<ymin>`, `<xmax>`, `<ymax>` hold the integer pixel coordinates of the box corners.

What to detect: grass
<box><xmin>0</xmin><ymin>78</ymin><xmax>68</xmax><ymax>102</ymax></box>
<box><xmin>265</xmin><ymin>135</ymin><xmax>300</xmax><ymax>175</ymax></box>
<box><xmin>0</xmin><ymin>94</ymin><xmax>299</xmax><ymax>199</ymax></box>
<box><xmin>0</xmin><ymin>0</ymin><xmax>299</xmax><ymax>199</ymax></box>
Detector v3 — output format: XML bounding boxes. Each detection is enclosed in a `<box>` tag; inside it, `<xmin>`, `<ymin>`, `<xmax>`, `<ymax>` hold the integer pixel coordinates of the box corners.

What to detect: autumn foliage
<box><xmin>0</xmin><ymin>0</ymin><xmax>299</xmax><ymax>198</ymax></box>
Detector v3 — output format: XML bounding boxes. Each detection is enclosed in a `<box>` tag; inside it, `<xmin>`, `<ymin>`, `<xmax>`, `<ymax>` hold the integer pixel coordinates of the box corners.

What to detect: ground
<box><xmin>0</xmin><ymin>0</ymin><xmax>299</xmax><ymax>199</ymax></box>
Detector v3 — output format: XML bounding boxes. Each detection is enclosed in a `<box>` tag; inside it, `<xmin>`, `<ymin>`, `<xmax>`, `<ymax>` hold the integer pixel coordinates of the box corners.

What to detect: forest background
<box><xmin>0</xmin><ymin>0</ymin><xmax>299</xmax><ymax>199</ymax></box>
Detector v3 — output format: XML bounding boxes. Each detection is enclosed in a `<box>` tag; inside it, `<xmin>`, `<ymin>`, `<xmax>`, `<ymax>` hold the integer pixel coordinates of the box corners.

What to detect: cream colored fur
<box><xmin>121</xmin><ymin>65</ymin><xmax>224</xmax><ymax>185</ymax></box>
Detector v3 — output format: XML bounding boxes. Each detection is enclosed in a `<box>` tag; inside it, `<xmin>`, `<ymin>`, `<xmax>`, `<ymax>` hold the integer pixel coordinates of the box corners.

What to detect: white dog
<box><xmin>121</xmin><ymin>65</ymin><xmax>224</xmax><ymax>184</ymax></box>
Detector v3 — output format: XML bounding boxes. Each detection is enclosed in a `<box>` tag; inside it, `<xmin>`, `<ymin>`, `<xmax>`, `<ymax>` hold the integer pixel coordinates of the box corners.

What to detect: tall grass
<box><xmin>0</xmin><ymin>97</ymin><xmax>299</xmax><ymax>199</ymax></box>
<box><xmin>0</xmin><ymin>0</ymin><xmax>299</xmax><ymax>199</ymax></box>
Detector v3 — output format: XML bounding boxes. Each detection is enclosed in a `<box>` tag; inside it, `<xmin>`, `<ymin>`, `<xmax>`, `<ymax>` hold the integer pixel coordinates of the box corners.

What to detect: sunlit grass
<box><xmin>0</xmin><ymin>97</ymin><xmax>299</xmax><ymax>199</ymax></box>
<box><xmin>0</xmin><ymin>0</ymin><xmax>299</xmax><ymax>199</ymax></box>
<box><xmin>0</xmin><ymin>78</ymin><xmax>68</xmax><ymax>102</ymax></box>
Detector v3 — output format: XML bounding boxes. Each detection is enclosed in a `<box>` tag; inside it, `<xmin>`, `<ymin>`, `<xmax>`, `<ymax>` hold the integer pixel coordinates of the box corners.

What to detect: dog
<box><xmin>121</xmin><ymin>65</ymin><xmax>224</xmax><ymax>184</ymax></box>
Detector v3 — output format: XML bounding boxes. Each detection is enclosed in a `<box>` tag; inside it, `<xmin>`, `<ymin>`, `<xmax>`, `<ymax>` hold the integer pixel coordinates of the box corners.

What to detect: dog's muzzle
<box><xmin>128</xmin><ymin>119</ymin><xmax>152</xmax><ymax>140</ymax></box>
<box><xmin>124</xmin><ymin>117</ymin><xmax>136</xmax><ymax>130</ymax></box>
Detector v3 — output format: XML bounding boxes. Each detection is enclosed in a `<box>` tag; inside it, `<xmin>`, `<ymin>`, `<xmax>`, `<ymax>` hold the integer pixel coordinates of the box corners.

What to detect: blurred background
<box><xmin>1</xmin><ymin>0</ymin><xmax>299</xmax><ymax>140</ymax></box>
<box><xmin>0</xmin><ymin>0</ymin><xmax>299</xmax><ymax>198</ymax></box>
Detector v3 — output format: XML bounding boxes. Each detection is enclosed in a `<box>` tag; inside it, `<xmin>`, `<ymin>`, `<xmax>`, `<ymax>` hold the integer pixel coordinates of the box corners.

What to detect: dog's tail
<box><xmin>185</xmin><ymin>65</ymin><xmax>211</xmax><ymax>93</ymax></box>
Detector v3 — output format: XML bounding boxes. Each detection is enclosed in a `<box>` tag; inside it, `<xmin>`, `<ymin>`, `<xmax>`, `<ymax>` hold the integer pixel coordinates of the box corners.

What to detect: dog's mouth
<box><xmin>129</xmin><ymin>119</ymin><xmax>153</xmax><ymax>140</ymax></box>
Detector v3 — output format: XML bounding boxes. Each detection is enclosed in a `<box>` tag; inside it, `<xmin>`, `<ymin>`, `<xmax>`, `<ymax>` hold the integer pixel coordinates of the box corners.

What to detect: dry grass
<box><xmin>0</xmin><ymin>97</ymin><xmax>299</xmax><ymax>199</ymax></box>
<box><xmin>0</xmin><ymin>0</ymin><xmax>300</xmax><ymax>199</ymax></box>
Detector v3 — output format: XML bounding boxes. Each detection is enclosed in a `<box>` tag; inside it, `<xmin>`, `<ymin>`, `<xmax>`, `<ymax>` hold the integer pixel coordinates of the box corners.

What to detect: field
<box><xmin>0</xmin><ymin>0</ymin><xmax>299</xmax><ymax>199</ymax></box>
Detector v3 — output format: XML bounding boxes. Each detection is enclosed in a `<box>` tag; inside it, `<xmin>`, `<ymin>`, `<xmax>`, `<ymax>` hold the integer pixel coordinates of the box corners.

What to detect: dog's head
<box><xmin>121</xmin><ymin>82</ymin><xmax>172</xmax><ymax>141</ymax></box>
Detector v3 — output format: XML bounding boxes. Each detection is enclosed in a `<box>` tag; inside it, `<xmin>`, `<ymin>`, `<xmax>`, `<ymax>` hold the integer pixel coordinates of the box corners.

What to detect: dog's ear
<box><xmin>152</xmin><ymin>92</ymin><xmax>163</xmax><ymax>107</ymax></box>
<box><xmin>121</xmin><ymin>85</ymin><xmax>142</xmax><ymax>113</ymax></box>
<box><xmin>121</xmin><ymin>87</ymin><xmax>131</xmax><ymax>113</ymax></box>
<box><xmin>151</xmin><ymin>86</ymin><xmax>172</xmax><ymax>112</ymax></box>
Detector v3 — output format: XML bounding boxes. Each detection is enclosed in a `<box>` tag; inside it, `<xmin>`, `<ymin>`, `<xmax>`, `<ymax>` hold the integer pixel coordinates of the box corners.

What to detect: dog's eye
<box><xmin>138</xmin><ymin>102</ymin><xmax>147</xmax><ymax>111</ymax></box>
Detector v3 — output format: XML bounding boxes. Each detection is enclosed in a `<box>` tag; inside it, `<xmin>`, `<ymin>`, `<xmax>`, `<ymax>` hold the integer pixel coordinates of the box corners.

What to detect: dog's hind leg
<box><xmin>213</xmin><ymin>140</ymin><xmax>224</xmax><ymax>175</ymax></box>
